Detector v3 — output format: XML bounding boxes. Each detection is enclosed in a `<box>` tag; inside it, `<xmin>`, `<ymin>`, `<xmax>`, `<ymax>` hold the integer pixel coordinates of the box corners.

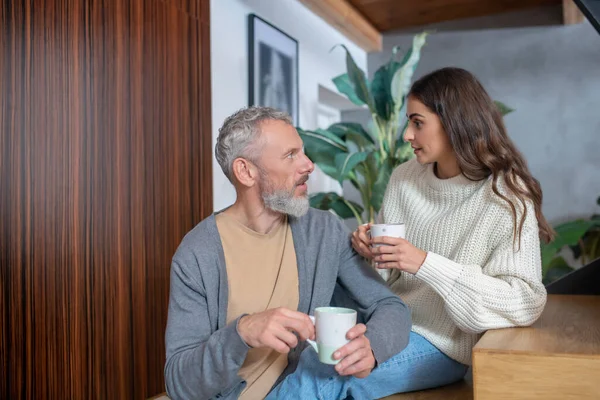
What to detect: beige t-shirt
<box><xmin>216</xmin><ymin>213</ymin><xmax>299</xmax><ymax>400</ymax></box>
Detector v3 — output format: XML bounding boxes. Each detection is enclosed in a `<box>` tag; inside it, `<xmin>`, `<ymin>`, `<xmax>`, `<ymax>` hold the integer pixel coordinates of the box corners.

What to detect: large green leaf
<box><xmin>335</xmin><ymin>45</ymin><xmax>374</xmax><ymax>111</ymax></box>
<box><xmin>541</xmin><ymin>219</ymin><xmax>599</xmax><ymax>267</ymax></box>
<box><xmin>391</xmin><ymin>32</ymin><xmax>429</xmax><ymax>114</ymax></box>
<box><xmin>495</xmin><ymin>101</ymin><xmax>514</xmax><ymax>116</ymax></box>
<box><xmin>371</xmin><ymin>61</ymin><xmax>400</xmax><ymax>121</ymax></box>
<box><xmin>332</xmin><ymin>74</ymin><xmax>365</xmax><ymax>106</ymax></box>
<box><xmin>542</xmin><ymin>255</ymin><xmax>569</xmax><ymax>278</ymax></box>
<box><xmin>327</xmin><ymin>122</ymin><xmax>375</xmax><ymax>150</ymax></box>
<box><xmin>394</xmin><ymin>120</ymin><xmax>410</xmax><ymax>155</ymax></box>
<box><xmin>370</xmin><ymin>157</ymin><xmax>395</xmax><ymax>212</ymax></box>
<box><xmin>313</xmin><ymin>128</ymin><xmax>347</xmax><ymax>147</ymax></box>
<box><xmin>310</xmin><ymin>192</ymin><xmax>364</xmax><ymax>220</ymax></box>
<box><xmin>364</xmin><ymin>152</ymin><xmax>381</xmax><ymax>183</ymax></box>
<box><xmin>334</xmin><ymin>151</ymin><xmax>369</xmax><ymax>185</ymax></box>
<box><xmin>543</xmin><ymin>256</ymin><xmax>574</xmax><ymax>285</ymax></box>
<box><xmin>298</xmin><ymin>128</ymin><xmax>347</xmax><ymax>181</ymax></box>
<box><xmin>370</xmin><ymin>45</ymin><xmax>410</xmax><ymax>121</ymax></box>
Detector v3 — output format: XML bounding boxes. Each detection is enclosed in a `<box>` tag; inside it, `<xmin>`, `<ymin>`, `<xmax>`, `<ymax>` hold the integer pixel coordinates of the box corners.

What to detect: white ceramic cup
<box><xmin>307</xmin><ymin>307</ymin><xmax>357</xmax><ymax>365</ymax></box>
<box><xmin>369</xmin><ymin>223</ymin><xmax>406</xmax><ymax>280</ymax></box>
<box><xmin>370</xmin><ymin>223</ymin><xmax>406</xmax><ymax>244</ymax></box>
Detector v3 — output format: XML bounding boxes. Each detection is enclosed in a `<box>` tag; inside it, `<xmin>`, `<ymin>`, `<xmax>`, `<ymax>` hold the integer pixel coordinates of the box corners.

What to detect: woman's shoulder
<box><xmin>480</xmin><ymin>174</ymin><xmax>539</xmax><ymax>231</ymax></box>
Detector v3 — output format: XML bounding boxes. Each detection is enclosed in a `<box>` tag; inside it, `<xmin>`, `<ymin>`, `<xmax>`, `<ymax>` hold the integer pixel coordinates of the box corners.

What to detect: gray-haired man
<box><xmin>164</xmin><ymin>106</ymin><xmax>411</xmax><ymax>399</ymax></box>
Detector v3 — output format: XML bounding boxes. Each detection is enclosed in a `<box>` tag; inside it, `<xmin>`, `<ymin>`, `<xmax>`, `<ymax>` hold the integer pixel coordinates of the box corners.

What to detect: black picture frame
<box><xmin>248</xmin><ymin>14</ymin><xmax>299</xmax><ymax>125</ymax></box>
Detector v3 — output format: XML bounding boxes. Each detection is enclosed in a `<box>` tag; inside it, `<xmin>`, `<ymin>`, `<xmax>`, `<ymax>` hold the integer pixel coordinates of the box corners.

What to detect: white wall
<box><xmin>210</xmin><ymin>0</ymin><xmax>367</xmax><ymax>211</ymax></box>
<box><xmin>365</xmin><ymin>12</ymin><xmax>600</xmax><ymax>223</ymax></box>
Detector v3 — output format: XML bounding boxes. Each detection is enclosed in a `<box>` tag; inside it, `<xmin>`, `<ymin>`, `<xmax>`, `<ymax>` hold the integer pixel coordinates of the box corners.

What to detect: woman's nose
<box><xmin>403</xmin><ymin>127</ymin><xmax>414</xmax><ymax>142</ymax></box>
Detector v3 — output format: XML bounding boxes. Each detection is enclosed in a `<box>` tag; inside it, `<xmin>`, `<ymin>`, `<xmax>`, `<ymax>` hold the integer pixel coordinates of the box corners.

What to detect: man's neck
<box><xmin>224</xmin><ymin>198</ymin><xmax>285</xmax><ymax>235</ymax></box>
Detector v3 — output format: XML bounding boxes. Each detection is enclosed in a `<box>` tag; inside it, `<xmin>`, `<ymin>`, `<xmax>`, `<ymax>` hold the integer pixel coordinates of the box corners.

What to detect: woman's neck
<box><xmin>434</xmin><ymin>156</ymin><xmax>461</xmax><ymax>179</ymax></box>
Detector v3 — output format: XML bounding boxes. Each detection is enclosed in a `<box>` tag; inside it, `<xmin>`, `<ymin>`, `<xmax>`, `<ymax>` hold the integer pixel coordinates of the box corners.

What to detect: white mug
<box><xmin>370</xmin><ymin>223</ymin><xmax>406</xmax><ymax>244</ymax></box>
<box><xmin>307</xmin><ymin>307</ymin><xmax>357</xmax><ymax>365</ymax></box>
<box><xmin>369</xmin><ymin>223</ymin><xmax>405</xmax><ymax>280</ymax></box>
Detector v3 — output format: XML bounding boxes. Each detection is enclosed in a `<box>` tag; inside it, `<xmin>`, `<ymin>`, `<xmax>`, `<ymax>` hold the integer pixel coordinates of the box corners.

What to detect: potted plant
<box><xmin>542</xmin><ymin>196</ymin><xmax>600</xmax><ymax>284</ymax></box>
<box><xmin>299</xmin><ymin>32</ymin><xmax>513</xmax><ymax>224</ymax></box>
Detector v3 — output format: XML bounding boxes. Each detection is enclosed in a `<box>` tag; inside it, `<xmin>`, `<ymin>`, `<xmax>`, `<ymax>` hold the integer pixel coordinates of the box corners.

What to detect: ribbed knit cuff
<box><xmin>415</xmin><ymin>252</ymin><xmax>464</xmax><ymax>298</ymax></box>
<box><xmin>234</xmin><ymin>314</ymin><xmax>252</xmax><ymax>350</ymax></box>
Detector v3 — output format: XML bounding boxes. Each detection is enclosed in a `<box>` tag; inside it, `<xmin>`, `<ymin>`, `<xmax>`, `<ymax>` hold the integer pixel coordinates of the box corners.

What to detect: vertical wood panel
<box><xmin>0</xmin><ymin>0</ymin><xmax>212</xmax><ymax>398</ymax></box>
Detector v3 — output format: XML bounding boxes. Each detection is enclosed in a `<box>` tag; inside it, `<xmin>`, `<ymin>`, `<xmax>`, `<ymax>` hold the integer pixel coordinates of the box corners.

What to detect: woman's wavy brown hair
<box><xmin>408</xmin><ymin>67</ymin><xmax>554</xmax><ymax>245</ymax></box>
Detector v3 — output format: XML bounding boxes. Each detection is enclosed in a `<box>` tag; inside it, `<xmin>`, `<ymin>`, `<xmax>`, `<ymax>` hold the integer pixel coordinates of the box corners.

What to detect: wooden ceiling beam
<box><xmin>347</xmin><ymin>0</ymin><xmax>562</xmax><ymax>32</ymax></box>
<box><xmin>298</xmin><ymin>0</ymin><xmax>382</xmax><ymax>52</ymax></box>
<box><xmin>563</xmin><ymin>0</ymin><xmax>585</xmax><ymax>24</ymax></box>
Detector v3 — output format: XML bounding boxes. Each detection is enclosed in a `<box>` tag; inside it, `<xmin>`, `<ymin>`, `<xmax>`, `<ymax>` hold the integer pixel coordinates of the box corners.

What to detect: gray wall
<box><xmin>346</xmin><ymin>7</ymin><xmax>600</xmax><ymax>224</ymax></box>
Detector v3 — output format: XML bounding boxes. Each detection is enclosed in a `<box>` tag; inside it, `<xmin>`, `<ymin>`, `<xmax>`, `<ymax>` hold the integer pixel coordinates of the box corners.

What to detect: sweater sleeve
<box><xmin>164</xmin><ymin>260</ymin><xmax>250</xmax><ymax>400</ymax></box>
<box><xmin>333</xmin><ymin>219</ymin><xmax>412</xmax><ymax>364</ymax></box>
<box><xmin>415</xmin><ymin>225</ymin><xmax>547</xmax><ymax>334</ymax></box>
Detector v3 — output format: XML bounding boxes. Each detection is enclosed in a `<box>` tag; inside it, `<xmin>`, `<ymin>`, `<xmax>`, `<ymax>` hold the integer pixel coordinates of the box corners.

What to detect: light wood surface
<box><xmin>382</xmin><ymin>379</ymin><xmax>472</xmax><ymax>400</ymax></box>
<box><xmin>474</xmin><ymin>295</ymin><xmax>600</xmax><ymax>357</ymax></box>
<box><xmin>297</xmin><ymin>0</ymin><xmax>382</xmax><ymax>52</ymax></box>
<box><xmin>473</xmin><ymin>295</ymin><xmax>600</xmax><ymax>400</ymax></box>
<box><xmin>563</xmin><ymin>0</ymin><xmax>585</xmax><ymax>24</ymax></box>
<box><xmin>474</xmin><ymin>353</ymin><xmax>600</xmax><ymax>399</ymax></box>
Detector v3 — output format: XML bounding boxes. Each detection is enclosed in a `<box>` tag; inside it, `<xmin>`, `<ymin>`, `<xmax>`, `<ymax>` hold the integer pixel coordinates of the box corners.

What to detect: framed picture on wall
<box><xmin>248</xmin><ymin>14</ymin><xmax>299</xmax><ymax>125</ymax></box>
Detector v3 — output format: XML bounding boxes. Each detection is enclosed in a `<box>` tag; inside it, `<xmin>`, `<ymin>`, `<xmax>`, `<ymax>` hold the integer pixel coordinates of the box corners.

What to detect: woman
<box><xmin>352</xmin><ymin>67</ymin><xmax>552</xmax><ymax>392</ymax></box>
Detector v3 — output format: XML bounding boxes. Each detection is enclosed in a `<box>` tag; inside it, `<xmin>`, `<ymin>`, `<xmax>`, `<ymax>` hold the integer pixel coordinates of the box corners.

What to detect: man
<box><xmin>164</xmin><ymin>106</ymin><xmax>411</xmax><ymax>399</ymax></box>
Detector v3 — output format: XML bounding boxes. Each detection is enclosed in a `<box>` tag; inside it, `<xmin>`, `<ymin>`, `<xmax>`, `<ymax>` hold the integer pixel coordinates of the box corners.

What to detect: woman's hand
<box><xmin>371</xmin><ymin>236</ymin><xmax>427</xmax><ymax>275</ymax></box>
<box><xmin>351</xmin><ymin>223</ymin><xmax>373</xmax><ymax>260</ymax></box>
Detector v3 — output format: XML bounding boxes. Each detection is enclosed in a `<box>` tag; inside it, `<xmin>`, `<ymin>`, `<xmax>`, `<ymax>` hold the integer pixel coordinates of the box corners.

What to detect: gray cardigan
<box><xmin>164</xmin><ymin>209</ymin><xmax>411</xmax><ymax>400</ymax></box>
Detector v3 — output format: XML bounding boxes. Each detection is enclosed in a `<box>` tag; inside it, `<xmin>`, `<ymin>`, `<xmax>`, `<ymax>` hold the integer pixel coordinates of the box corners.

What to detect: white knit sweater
<box><xmin>382</xmin><ymin>159</ymin><xmax>547</xmax><ymax>365</ymax></box>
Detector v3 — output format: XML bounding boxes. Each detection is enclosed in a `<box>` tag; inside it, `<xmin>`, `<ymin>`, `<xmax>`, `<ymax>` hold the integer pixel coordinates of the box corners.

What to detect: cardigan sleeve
<box><xmin>164</xmin><ymin>260</ymin><xmax>250</xmax><ymax>399</ymax></box>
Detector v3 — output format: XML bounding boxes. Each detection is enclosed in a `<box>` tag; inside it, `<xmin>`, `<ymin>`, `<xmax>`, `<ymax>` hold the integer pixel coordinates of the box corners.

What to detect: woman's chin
<box><xmin>414</xmin><ymin>154</ymin><xmax>429</xmax><ymax>164</ymax></box>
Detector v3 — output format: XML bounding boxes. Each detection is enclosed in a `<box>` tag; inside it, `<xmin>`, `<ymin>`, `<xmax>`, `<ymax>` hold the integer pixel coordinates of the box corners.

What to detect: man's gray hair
<box><xmin>215</xmin><ymin>106</ymin><xmax>293</xmax><ymax>182</ymax></box>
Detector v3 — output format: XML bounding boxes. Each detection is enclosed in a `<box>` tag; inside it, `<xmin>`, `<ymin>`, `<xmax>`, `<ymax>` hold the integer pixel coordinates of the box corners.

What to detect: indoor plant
<box><xmin>541</xmin><ymin>196</ymin><xmax>600</xmax><ymax>284</ymax></box>
<box><xmin>299</xmin><ymin>32</ymin><xmax>513</xmax><ymax>224</ymax></box>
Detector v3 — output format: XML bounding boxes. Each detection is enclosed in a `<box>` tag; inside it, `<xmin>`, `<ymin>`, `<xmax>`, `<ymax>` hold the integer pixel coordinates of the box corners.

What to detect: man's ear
<box><xmin>232</xmin><ymin>158</ymin><xmax>258</xmax><ymax>188</ymax></box>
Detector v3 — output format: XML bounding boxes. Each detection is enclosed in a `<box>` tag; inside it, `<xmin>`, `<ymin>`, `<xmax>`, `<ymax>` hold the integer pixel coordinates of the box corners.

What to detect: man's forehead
<box><xmin>259</xmin><ymin>121</ymin><xmax>302</xmax><ymax>150</ymax></box>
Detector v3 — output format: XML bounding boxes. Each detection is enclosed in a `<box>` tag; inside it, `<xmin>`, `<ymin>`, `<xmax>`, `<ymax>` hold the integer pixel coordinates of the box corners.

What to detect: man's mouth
<box><xmin>296</xmin><ymin>176</ymin><xmax>309</xmax><ymax>187</ymax></box>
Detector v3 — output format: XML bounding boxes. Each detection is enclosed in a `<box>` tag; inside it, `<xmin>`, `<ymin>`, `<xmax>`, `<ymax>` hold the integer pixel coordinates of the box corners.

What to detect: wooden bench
<box><xmin>473</xmin><ymin>294</ymin><xmax>600</xmax><ymax>400</ymax></box>
<box><xmin>381</xmin><ymin>377</ymin><xmax>472</xmax><ymax>400</ymax></box>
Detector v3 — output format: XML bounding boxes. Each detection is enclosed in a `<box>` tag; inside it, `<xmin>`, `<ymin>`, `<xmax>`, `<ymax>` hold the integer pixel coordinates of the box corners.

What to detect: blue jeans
<box><xmin>266</xmin><ymin>332</ymin><xmax>468</xmax><ymax>400</ymax></box>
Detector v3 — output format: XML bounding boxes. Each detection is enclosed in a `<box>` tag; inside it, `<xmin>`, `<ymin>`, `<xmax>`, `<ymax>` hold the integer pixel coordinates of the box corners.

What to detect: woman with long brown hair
<box><xmin>352</xmin><ymin>67</ymin><xmax>553</xmax><ymax>393</ymax></box>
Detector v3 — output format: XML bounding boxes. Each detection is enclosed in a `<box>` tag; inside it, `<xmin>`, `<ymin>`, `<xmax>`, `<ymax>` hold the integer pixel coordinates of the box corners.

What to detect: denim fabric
<box><xmin>266</xmin><ymin>332</ymin><xmax>468</xmax><ymax>400</ymax></box>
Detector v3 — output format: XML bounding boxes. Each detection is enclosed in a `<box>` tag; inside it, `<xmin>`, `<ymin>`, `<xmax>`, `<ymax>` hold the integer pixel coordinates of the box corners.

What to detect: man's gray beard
<box><xmin>262</xmin><ymin>190</ymin><xmax>310</xmax><ymax>217</ymax></box>
<box><xmin>258</xmin><ymin>170</ymin><xmax>309</xmax><ymax>217</ymax></box>
<box><xmin>262</xmin><ymin>189</ymin><xmax>309</xmax><ymax>218</ymax></box>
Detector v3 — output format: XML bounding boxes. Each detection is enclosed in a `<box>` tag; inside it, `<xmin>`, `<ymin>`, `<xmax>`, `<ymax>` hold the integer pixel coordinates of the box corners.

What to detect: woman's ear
<box><xmin>232</xmin><ymin>157</ymin><xmax>258</xmax><ymax>188</ymax></box>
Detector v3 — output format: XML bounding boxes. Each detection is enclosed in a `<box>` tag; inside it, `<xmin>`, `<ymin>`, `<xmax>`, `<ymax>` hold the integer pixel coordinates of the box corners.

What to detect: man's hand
<box><xmin>237</xmin><ymin>307</ymin><xmax>315</xmax><ymax>354</ymax></box>
<box><xmin>332</xmin><ymin>324</ymin><xmax>376</xmax><ymax>378</ymax></box>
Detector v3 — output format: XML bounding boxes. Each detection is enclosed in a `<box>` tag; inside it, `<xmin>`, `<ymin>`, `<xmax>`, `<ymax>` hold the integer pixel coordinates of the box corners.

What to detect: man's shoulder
<box><xmin>290</xmin><ymin>208</ymin><xmax>351</xmax><ymax>248</ymax></box>
<box><xmin>295</xmin><ymin>207</ymin><xmax>347</xmax><ymax>230</ymax></box>
<box><xmin>172</xmin><ymin>213</ymin><xmax>221</xmax><ymax>267</ymax></box>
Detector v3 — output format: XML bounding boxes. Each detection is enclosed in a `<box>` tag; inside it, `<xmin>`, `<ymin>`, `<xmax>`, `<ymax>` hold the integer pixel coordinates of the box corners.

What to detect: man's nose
<box><xmin>302</xmin><ymin>152</ymin><xmax>315</xmax><ymax>174</ymax></box>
